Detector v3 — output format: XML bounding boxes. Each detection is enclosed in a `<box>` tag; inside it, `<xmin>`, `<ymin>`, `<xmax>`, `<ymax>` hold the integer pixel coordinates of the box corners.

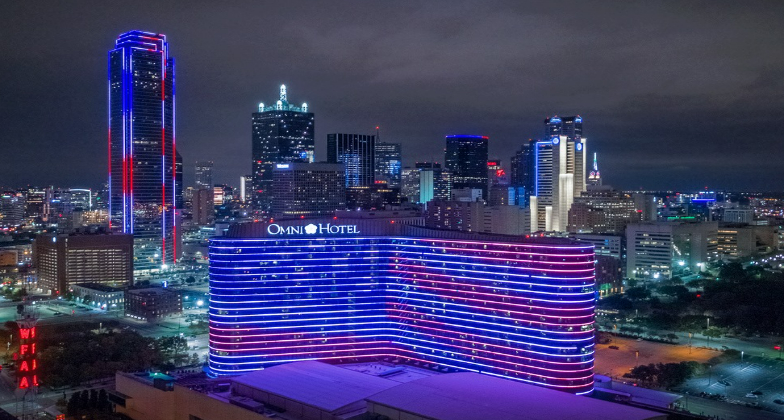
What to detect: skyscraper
<box><xmin>445</xmin><ymin>135</ymin><xmax>489</xmax><ymax>199</ymax></box>
<box><xmin>374</xmin><ymin>142</ymin><xmax>402</xmax><ymax>188</ymax></box>
<box><xmin>530</xmin><ymin>116</ymin><xmax>587</xmax><ymax>232</ymax></box>
<box><xmin>239</xmin><ymin>175</ymin><xmax>251</xmax><ymax>203</ymax></box>
<box><xmin>108</xmin><ymin>31</ymin><xmax>178</xmax><ymax>272</ymax></box>
<box><xmin>271</xmin><ymin>162</ymin><xmax>346</xmax><ymax>217</ymax></box>
<box><xmin>195</xmin><ymin>161</ymin><xmax>213</xmax><ymax>189</ymax></box>
<box><xmin>510</xmin><ymin>140</ymin><xmax>535</xmax><ymax>207</ymax></box>
<box><xmin>251</xmin><ymin>85</ymin><xmax>314</xmax><ymax>211</ymax></box>
<box><xmin>545</xmin><ymin>115</ymin><xmax>583</xmax><ymax>142</ymax></box>
<box><xmin>327</xmin><ymin>133</ymin><xmax>376</xmax><ymax>187</ymax></box>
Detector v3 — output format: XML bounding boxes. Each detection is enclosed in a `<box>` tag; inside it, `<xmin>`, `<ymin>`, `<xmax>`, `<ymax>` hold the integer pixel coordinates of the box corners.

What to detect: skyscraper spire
<box><xmin>588</xmin><ymin>152</ymin><xmax>602</xmax><ymax>186</ymax></box>
<box><xmin>280</xmin><ymin>84</ymin><xmax>287</xmax><ymax>102</ymax></box>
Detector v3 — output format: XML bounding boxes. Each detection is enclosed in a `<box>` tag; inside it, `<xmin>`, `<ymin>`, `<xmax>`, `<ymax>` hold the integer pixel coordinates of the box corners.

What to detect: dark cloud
<box><xmin>1</xmin><ymin>0</ymin><xmax>782</xmax><ymax>191</ymax></box>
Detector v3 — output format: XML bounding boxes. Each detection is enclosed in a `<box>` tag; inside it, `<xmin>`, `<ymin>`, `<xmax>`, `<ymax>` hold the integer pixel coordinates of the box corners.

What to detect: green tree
<box><xmin>625</xmin><ymin>287</ymin><xmax>651</xmax><ymax>301</ymax></box>
<box><xmin>67</xmin><ymin>392</ymin><xmax>80</xmax><ymax>416</ymax></box>
<box><xmin>719</xmin><ymin>262</ymin><xmax>746</xmax><ymax>282</ymax></box>
<box><xmin>704</xmin><ymin>327</ymin><xmax>722</xmax><ymax>346</ymax></box>
<box><xmin>80</xmin><ymin>390</ymin><xmax>89</xmax><ymax>410</ymax></box>
<box><xmin>89</xmin><ymin>389</ymin><xmax>98</xmax><ymax>409</ymax></box>
<box><xmin>98</xmin><ymin>389</ymin><xmax>109</xmax><ymax>412</ymax></box>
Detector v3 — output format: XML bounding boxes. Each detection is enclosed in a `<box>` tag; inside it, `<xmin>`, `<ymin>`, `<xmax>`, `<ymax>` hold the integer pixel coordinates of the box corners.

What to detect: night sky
<box><xmin>1</xmin><ymin>1</ymin><xmax>783</xmax><ymax>191</ymax></box>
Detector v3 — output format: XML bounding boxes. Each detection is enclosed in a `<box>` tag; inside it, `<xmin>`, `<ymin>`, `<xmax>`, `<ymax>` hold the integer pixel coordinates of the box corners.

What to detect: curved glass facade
<box><xmin>209</xmin><ymin>235</ymin><xmax>595</xmax><ymax>393</ymax></box>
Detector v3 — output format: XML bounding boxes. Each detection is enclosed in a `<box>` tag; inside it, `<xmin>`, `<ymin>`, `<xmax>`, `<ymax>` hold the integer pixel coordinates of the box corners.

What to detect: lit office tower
<box><xmin>530</xmin><ymin>116</ymin><xmax>587</xmax><ymax>232</ymax></box>
<box><xmin>108</xmin><ymin>31</ymin><xmax>178</xmax><ymax>272</ymax></box>
<box><xmin>510</xmin><ymin>140</ymin><xmax>535</xmax><ymax>207</ymax></box>
<box><xmin>327</xmin><ymin>133</ymin><xmax>376</xmax><ymax>187</ymax></box>
<box><xmin>239</xmin><ymin>175</ymin><xmax>251</xmax><ymax>203</ymax></box>
<box><xmin>546</xmin><ymin>115</ymin><xmax>583</xmax><ymax>142</ymax></box>
<box><xmin>195</xmin><ymin>161</ymin><xmax>214</xmax><ymax>189</ymax></box>
<box><xmin>374</xmin><ymin>142</ymin><xmax>402</xmax><ymax>188</ymax></box>
<box><xmin>251</xmin><ymin>85</ymin><xmax>314</xmax><ymax>211</ymax></box>
<box><xmin>445</xmin><ymin>135</ymin><xmax>489</xmax><ymax>199</ymax></box>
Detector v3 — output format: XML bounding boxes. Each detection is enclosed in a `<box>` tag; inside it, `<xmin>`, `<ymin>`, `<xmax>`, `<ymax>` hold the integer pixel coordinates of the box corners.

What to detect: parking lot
<box><xmin>594</xmin><ymin>335</ymin><xmax>717</xmax><ymax>377</ymax></box>
<box><xmin>681</xmin><ymin>356</ymin><xmax>784</xmax><ymax>414</ymax></box>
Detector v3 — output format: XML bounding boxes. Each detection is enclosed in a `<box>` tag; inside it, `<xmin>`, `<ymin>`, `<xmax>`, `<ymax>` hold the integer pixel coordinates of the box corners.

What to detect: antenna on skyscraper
<box><xmin>375</xmin><ymin>126</ymin><xmax>380</xmax><ymax>141</ymax></box>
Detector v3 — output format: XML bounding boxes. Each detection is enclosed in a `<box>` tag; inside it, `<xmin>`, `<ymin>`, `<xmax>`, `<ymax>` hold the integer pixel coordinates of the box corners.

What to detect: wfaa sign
<box><xmin>267</xmin><ymin>223</ymin><xmax>359</xmax><ymax>236</ymax></box>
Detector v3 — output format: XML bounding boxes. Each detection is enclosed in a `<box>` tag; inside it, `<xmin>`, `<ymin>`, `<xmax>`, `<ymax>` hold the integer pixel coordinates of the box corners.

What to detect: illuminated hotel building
<box><xmin>108</xmin><ymin>30</ymin><xmax>180</xmax><ymax>272</ymax></box>
<box><xmin>208</xmin><ymin>219</ymin><xmax>596</xmax><ymax>394</ymax></box>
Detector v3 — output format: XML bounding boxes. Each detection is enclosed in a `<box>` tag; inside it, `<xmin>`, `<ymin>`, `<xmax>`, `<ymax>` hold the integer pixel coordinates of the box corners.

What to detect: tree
<box><xmin>98</xmin><ymin>389</ymin><xmax>109</xmax><ymax>412</ymax></box>
<box><xmin>719</xmin><ymin>262</ymin><xmax>746</xmax><ymax>282</ymax></box>
<box><xmin>80</xmin><ymin>390</ymin><xmax>89</xmax><ymax>410</ymax></box>
<box><xmin>89</xmin><ymin>389</ymin><xmax>98</xmax><ymax>409</ymax></box>
<box><xmin>625</xmin><ymin>287</ymin><xmax>651</xmax><ymax>301</ymax></box>
<box><xmin>625</xmin><ymin>362</ymin><xmax>697</xmax><ymax>388</ymax></box>
<box><xmin>67</xmin><ymin>392</ymin><xmax>80</xmax><ymax>416</ymax></box>
<box><xmin>156</xmin><ymin>336</ymin><xmax>189</xmax><ymax>366</ymax></box>
<box><xmin>185</xmin><ymin>276</ymin><xmax>196</xmax><ymax>284</ymax></box>
<box><xmin>656</xmin><ymin>362</ymin><xmax>697</xmax><ymax>388</ymax></box>
<box><xmin>704</xmin><ymin>327</ymin><xmax>722</xmax><ymax>347</ymax></box>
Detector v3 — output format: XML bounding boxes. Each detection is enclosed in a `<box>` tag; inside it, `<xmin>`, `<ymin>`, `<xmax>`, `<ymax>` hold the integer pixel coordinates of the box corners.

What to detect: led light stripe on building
<box><xmin>208</xmin><ymin>235</ymin><xmax>595</xmax><ymax>393</ymax></box>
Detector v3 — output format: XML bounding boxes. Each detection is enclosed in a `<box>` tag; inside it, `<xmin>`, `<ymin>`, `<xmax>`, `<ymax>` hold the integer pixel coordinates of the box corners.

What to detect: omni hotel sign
<box><xmin>267</xmin><ymin>223</ymin><xmax>360</xmax><ymax>236</ymax></box>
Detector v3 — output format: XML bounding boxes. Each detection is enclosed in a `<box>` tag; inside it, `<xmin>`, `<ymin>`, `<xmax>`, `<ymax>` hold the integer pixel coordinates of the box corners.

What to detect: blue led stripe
<box><xmin>208</xmin><ymin>235</ymin><xmax>596</xmax><ymax>394</ymax></box>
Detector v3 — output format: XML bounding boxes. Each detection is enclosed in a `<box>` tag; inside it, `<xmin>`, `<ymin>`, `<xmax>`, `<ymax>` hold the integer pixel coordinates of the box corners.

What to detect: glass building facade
<box><xmin>208</xmin><ymin>221</ymin><xmax>596</xmax><ymax>394</ymax></box>
<box><xmin>445</xmin><ymin>135</ymin><xmax>489</xmax><ymax>199</ymax></box>
<box><xmin>327</xmin><ymin>133</ymin><xmax>376</xmax><ymax>187</ymax></box>
<box><xmin>374</xmin><ymin>142</ymin><xmax>402</xmax><ymax>188</ymax></box>
<box><xmin>108</xmin><ymin>31</ymin><xmax>178</xmax><ymax>272</ymax></box>
<box><xmin>251</xmin><ymin>85</ymin><xmax>314</xmax><ymax>211</ymax></box>
<box><xmin>195</xmin><ymin>161</ymin><xmax>214</xmax><ymax>189</ymax></box>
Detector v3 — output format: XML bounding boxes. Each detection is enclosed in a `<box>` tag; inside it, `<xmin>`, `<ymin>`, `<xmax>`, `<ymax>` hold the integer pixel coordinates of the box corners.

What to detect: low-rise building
<box><xmin>70</xmin><ymin>283</ymin><xmax>125</xmax><ymax>311</ymax></box>
<box><xmin>717</xmin><ymin>224</ymin><xmax>779</xmax><ymax>259</ymax></box>
<box><xmin>125</xmin><ymin>287</ymin><xmax>182</xmax><ymax>321</ymax></box>
<box><xmin>722</xmin><ymin>208</ymin><xmax>754</xmax><ymax>224</ymax></box>
<box><xmin>626</xmin><ymin>221</ymin><xmax>718</xmax><ymax>281</ymax></box>
<box><xmin>112</xmin><ymin>361</ymin><xmax>664</xmax><ymax>420</ymax></box>
<box><xmin>572</xmin><ymin>234</ymin><xmax>624</xmax><ymax>296</ymax></box>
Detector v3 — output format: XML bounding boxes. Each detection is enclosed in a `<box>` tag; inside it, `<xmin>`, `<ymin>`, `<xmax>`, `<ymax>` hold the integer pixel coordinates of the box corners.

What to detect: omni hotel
<box><xmin>208</xmin><ymin>218</ymin><xmax>597</xmax><ymax>394</ymax></box>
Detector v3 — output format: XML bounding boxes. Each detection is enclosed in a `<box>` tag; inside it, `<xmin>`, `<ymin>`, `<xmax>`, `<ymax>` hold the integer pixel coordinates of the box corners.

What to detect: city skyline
<box><xmin>2</xmin><ymin>2</ymin><xmax>783</xmax><ymax>192</ymax></box>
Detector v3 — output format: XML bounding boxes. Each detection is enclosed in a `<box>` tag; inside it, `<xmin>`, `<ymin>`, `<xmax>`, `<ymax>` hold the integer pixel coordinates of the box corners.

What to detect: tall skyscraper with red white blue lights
<box><xmin>108</xmin><ymin>30</ymin><xmax>179</xmax><ymax>272</ymax></box>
